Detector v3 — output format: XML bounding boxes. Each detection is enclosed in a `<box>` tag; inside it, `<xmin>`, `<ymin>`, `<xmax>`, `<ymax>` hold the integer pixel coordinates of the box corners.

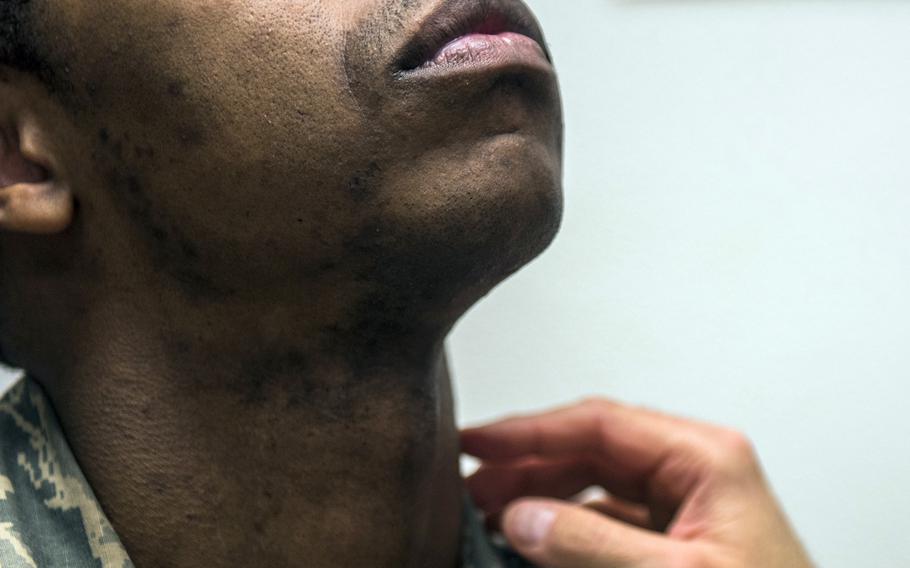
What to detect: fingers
<box><xmin>462</xmin><ymin>399</ymin><xmax>760</xmax><ymax>510</ymax></box>
<box><xmin>465</xmin><ymin>403</ymin><xmax>814</xmax><ymax>568</ymax></box>
<box><xmin>582</xmin><ymin>497</ymin><xmax>653</xmax><ymax>531</ymax></box>
<box><xmin>467</xmin><ymin>459</ymin><xmax>597</xmax><ymax>512</ymax></box>
<box><xmin>501</xmin><ymin>498</ymin><xmax>691</xmax><ymax>568</ymax></box>
<box><xmin>462</xmin><ymin>400</ymin><xmax>609</xmax><ymax>461</ymax></box>
<box><xmin>466</xmin><ymin>458</ymin><xmax>647</xmax><ymax>515</ymax></box>
<box><xmin>462</xmin><ymin>399</ymin><xmax>709</xmax><ymax>465</ymax></box>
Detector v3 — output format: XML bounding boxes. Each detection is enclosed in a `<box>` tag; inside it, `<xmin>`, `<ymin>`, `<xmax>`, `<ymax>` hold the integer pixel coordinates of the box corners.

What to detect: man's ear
<box><xmin>0</xmin><ymin>85</ymin><xmax>74</xmax><ymax>234</ymax></box>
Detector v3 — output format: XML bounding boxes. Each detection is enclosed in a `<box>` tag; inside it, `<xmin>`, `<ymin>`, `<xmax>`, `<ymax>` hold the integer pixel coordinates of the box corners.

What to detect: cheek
<box><xmin>60</xmin><ymin>3</ymin><xmax>374</xmax><ymax>242</ymax></box>
<box><xmin>369</xmin><ymin>134</ymin><xmax>563</xmax><ymax>268</ymax></box>
<box><xmin>55</xmin><ymin>0</ymin><xmax>352</xmax><ymax>147</ymax></box>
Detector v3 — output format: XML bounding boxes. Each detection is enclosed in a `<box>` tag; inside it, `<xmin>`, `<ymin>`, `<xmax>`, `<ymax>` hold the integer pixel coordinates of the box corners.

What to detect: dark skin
<box><xmin>0</xmin><ymin>0</ymin><xmax>562</xmax><ymax>567</ymax></box>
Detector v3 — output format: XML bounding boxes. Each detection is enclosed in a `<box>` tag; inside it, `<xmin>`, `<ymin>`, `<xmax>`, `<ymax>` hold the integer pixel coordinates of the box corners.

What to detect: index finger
<box><xmin>461</xmin><ymin>399</ymin><xmax>715</xmax><ymax>479</ymax></box>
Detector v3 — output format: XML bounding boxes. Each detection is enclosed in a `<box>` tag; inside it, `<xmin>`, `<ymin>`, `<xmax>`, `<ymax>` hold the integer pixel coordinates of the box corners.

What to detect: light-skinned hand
<box><xmin>462</xmin><ymin>399</ymin><xmax>814</xmax><ymax>568</ymax></box>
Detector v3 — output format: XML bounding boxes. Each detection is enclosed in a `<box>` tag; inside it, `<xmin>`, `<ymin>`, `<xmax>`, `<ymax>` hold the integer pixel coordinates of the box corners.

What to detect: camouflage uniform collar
<box><xmin>0</xmin><ymin>374</ymin><xmax>531</xmax><ymax>568</ymax></box>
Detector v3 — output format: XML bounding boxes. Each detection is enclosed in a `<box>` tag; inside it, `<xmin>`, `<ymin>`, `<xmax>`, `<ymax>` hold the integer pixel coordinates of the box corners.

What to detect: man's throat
<box><xmin>44</xmin><ymin>349</ymin><xmax>465</xmax><ymax>568</ymax></box>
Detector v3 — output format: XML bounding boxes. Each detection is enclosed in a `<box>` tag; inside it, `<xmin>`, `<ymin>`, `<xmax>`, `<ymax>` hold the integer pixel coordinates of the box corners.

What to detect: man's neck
<box><xmin>36</xmin><ymin>301</ymin><xmax>465</xmax><ymax>568</ymax></box>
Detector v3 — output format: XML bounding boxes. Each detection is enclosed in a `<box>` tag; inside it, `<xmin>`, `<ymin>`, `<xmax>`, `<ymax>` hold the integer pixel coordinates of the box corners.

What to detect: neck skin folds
<box><xmin>34</xmin><ymin>292</ymin><xmax>466</xmax><ymax>568</ymax></box>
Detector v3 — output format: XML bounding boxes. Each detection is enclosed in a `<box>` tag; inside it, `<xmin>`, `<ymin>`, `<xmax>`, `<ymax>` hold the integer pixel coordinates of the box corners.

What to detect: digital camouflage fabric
<box><xmin>0</xmin><ymin>375</ymin><xmax>532</xmax><ymax>568</ymax></box>
<box><xmin>0</xmin><ymin>376</ymin><xmax>132</xmax><ymax>568</ymax></box>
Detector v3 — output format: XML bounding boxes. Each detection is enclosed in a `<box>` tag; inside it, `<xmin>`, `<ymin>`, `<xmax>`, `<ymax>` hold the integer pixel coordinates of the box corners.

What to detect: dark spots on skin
<box><xmin>94</xmin><ymin>126</ymin><xmax>208</xmax><ymax>300</ymax></box>
<box><xmin>134</xmin><ymin>145</ymin><xmax>156</xmax><ymax>160</ymax></box>
<box><xmin>325</xmin><ymin>171</ymin><xmax>559</xmax><ymax>371</ymax></box>
<box><xmin>170</xmin><ymin>268</ymin><xmax>225</xmax><ymax>299</ymax></box>
<box><xmin>346</xmin><ymin>162</ymin><xmax>383</xmax><ymax>202</ymax></box>
<box><xmin>397</xmin><ymin>423</ymin><xmax>436</xmax><ymax>489</ymax></box>
<box><xmin>177</xmin><ymin>125</ymin><xmax>205</xmax><ymax>147</ymax></box>
<box><xmin>342</xmin><ymin>293</ymin><xmax>419</xmax><ymax>363</ymax></box>
<box><xmin>320</xmin><ymin>219</ymin><xmax>485</xmax><ymax>371</ymax></box>
<box><xmin>104</xmin><ymin>166</ymin><xmax>227</xmax><ymax>302</ymax></box>
<box><xmin>85</xmin><ymin>82</ymin><xmax>100</xmax><ymax>104</ymax></box>
<box><xmin>119</xmin><ymin>175</ymin><xmax>154</xmax><ymax>224</ymax></box>
<box><xmin>177</xmin><ymin>237</ymin><xmax>200</xmax><ymax>261</ymax></box>
<box><xmin>167</xmin><ymin>81</ymin><xmax>186</xmax><ymax>98</ymax></box>
<box><xmin>310</xmin><ymin>228</ymin><xmax>333</xmax><ymax>248</ymax></box>
<box><xmin>238</xmin><ymin>347</ymin><xmax>310</xmax><ymax>406</ymax></box>
<box><xmin>285</xmin><ymin>384</ymin><xmax>339</xmax><ymax>416</ymax></box>
<box><xmin>99</xmin><ymin>126</ymin><xmax>153</xmax><ymax>163</ymax></box>
<box><xmin>125</xmin><ymin>176</ymin><xmax>141</xmax><ymax>194</ymax></box>
<box><xmin>172</xmin><ymin>340</ymin><xmax>191</xmax><ymax>356</ymax></box>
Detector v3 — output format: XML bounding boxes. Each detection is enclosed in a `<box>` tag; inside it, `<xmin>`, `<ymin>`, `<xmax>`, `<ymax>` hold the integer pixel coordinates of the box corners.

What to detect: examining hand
<box><xmin>462</xmin><ymin>399</ymin><xmax>814</xmax><ymax>568</ymax></box>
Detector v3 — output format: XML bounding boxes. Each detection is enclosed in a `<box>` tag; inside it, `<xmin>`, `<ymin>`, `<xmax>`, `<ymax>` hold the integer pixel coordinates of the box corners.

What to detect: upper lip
<box><xmin>394</xmin><ymin>0</ymin><xmax>551</xmax><ymax>72</ymax></box>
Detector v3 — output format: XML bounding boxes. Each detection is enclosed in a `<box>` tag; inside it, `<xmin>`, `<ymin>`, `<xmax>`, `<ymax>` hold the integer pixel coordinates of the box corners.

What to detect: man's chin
<box><xmin>359</xmin><ymin>152</ymin><xmax>562</xmax><ymax>321</ymax></box>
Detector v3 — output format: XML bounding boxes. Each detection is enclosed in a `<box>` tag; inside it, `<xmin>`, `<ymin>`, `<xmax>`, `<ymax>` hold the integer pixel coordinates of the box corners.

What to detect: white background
<box><xmin>451</xmin><ymin>2</ymin><xmax>910</xmax><ymax>567</ymax></box>
<box><xmin>4</xmin><ymin>2</ymin><xmax>909</xmax><ymax>567</ymax></box>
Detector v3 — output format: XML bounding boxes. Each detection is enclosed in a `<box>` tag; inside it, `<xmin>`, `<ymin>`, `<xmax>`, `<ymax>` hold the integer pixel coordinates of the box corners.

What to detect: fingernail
<box><xmin>509</xmin><ymin>503</ymin><xmax>557</xmax><ymax>547</ymax></box>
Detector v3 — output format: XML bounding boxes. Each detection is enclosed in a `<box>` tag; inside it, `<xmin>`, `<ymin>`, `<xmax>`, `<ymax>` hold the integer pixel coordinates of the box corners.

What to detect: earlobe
<box><xmin>0</xmin><ymin>119</ymin><xmax>74</xmax><ymax>235</ymax></box>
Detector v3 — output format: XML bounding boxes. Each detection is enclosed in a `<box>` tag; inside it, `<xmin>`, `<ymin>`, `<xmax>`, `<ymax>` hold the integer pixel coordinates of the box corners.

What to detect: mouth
<box><xmin>395</xmin><ymin>0</ymin><xmax>552</xmax><ymax>75</ymax></box>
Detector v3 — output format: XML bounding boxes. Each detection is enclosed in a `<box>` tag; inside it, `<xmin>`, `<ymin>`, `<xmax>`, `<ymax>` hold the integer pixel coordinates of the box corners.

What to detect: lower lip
<box><xmin>416</xmin><ymin>32</ymin><xmax>549</xmax><ymax>72</ymax></box>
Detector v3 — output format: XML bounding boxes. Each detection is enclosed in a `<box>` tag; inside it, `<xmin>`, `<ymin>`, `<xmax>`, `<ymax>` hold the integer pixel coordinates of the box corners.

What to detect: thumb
<box><xmin>501</xmin><ymin>499</ymin><xmax>683</xmax><ymax>568</ymax></box>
